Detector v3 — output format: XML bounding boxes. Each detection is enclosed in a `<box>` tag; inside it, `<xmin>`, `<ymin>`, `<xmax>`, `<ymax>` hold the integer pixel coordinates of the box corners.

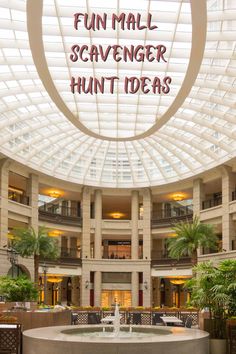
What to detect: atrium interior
<box><xmin>0</xmin><ymin>1</ymin><xmax>236</xmax><ymax>354</ymax></box>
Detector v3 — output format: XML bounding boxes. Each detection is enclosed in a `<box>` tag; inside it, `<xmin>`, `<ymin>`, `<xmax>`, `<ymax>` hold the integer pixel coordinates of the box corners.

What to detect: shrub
<box><xmin>0</xmin><ymin>276</ymin><xmax>38</xmax><ymax>302</ymax></box>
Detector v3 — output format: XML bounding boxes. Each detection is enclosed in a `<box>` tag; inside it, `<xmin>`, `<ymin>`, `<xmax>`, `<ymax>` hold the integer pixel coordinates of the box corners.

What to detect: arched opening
<box><xmin>7</xmin><ymin>264</ymin><xmax>31</xmax><ymax>278</ymax></box>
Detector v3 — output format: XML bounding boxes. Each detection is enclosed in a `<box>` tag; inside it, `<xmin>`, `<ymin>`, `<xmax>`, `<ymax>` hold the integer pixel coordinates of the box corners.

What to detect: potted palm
<box><xmin>186</xmin><ymin>260</ymin><xmax>236</xmax><ymax>354</ymax></box>
<box><xmin>215</xmin><ymin>260</ymin><xmax>236</xmax><ymax>343</ymax></box>
<box><xmin>167</xmin><ymin>216</ymin><xmax>218</xmax><ymax>265</ymax></box>
<box><xmin>12</xmin><ymin>226</ymin><xmax>59</xmax><ymax>288</ymax></box>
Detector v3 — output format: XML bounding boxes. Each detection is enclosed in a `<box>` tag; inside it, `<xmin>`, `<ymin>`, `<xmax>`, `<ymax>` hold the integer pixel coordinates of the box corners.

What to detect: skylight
<box><xmin>0</xmin><ymin>0</ymin><xmax>235</xmax><ymax>188</ymax></box>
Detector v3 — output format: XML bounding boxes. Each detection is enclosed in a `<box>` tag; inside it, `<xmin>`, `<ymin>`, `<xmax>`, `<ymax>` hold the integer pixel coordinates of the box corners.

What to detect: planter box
<box><xmin>226</xmin><ymin>319</ymin><xmax>236</xmax><ymax>326</ymax></box>
<box><xmin>210</xmin><ymin>339</ymin><xmax>227</xmax><ymax>354</ymax></box>
<box><xmin>226</xmin><ymin>319</ymin><xmax>236</xmax><ymax>354</ymax></box>
<box><xmin>0</xmin><ymin>309</ymin><xmax>71</xmax><ymax>330</ymax></box>
<box><xmin>204</xmin><ymin>318</ymin><xmax>227</xmax><ymax>341</ymax></box>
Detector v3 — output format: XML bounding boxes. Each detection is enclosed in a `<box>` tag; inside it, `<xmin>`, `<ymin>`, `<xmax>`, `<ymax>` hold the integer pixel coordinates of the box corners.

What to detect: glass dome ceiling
<box><xmin>0</xmin><ymin>0</ymin><xmax>235</xmax><ymax>188</ymax></box>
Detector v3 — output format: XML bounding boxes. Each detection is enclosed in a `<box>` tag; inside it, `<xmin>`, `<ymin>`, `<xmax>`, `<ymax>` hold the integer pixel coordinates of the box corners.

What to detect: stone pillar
<box><xmin>143</xmin><ymin>188</ymin><xmax>151</xmax><ymax>260</ymax></box>
<box><xmin>131</xmin><ymin>271</ymin><xmax>139</xmax><ymax>307</ymax></box>
<box><xmin>28</xmin><ymin>173</ymin><xmax>39</xmax><ymax>232</ymax></box>
<box><xmin>103</xmin><ymin>240</ymin><xmax>109</xmax><ymax>259</ymax></box>
<box><xmin>143</xmin><ymin>269</ymin><xmax>151</xmax><ymax>307</ymax></box>
<box><xmin>94</xmin><ymin>271</ymin><xmax>102</xmax><ymax>307</ymax></box>
<box><xmin>193</xmin><ymin>178</ymin><xmax>205</xmax><ymax>216</ymax></box>
<box><xmin>0</xmin><ymin>159</ymin><xmax>10</xmax><ymax>248</ymax></box>
<box><xmin>81</xmin><ymin>268</ymin><xmax>90</xmax><ymax>306</ymax></box>
<box><xmin>82</xmin><ymin>187</ymin><xmax>91</xmax><ymax>259</ymax></box>
<box><xmin>71</xmin><ymin>276</ymin><xmax>80</xmax><ymax>306</ymax></box>
<box><xmin>131</xmin><ymin>190</ymin><xmax>139</xmax><ymax>259</ymax></box>
<box><xmin>222</xmin><ymin>166</ymin><xmax>235</xmax><ymax>251</ymax></box>
<box><xmin>193</xmin><ymin>179</ymin><xmax>205</xmax><ymax>256</ymax></box>
<box><xmin>94</xmin><ymin>189</ymin><xmax>102</xmax><ymax>259</ymax></box>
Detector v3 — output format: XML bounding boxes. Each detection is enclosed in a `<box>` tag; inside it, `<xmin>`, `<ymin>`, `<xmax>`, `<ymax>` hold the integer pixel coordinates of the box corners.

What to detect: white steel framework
<box><xmin>0</xmin><ymin>0</ymin><xmax>235</xmax><ymax>187</ymax></box>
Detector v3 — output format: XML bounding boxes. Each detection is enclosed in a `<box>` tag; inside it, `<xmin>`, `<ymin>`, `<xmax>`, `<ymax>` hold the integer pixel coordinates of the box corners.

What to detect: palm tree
<box><xmin>186</xmin><ymin>260</ymin><xmax>236</xmax><ymax>339</ymax></box>
<box><xmin>12</xmin><ymin>226</ymin><xmax>59</xmax><ymax>286</ymax></box>
<box><xmin>167</xmin><ymin>216</ymin><xmax>218</xmax><ymax>265</ymax></box>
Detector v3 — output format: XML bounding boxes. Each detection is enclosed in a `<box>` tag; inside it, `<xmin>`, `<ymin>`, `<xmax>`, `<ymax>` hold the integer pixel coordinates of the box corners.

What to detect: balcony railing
<box><xmin>151</xmin><ymin>250</ymin><xmax>192</xmax><ymax>267</ymax></box>
<box><xmin>40</xmin><ymin>247</ymin><xmax>81</xmax><ymax>266</ymax></box>
<box><xmin>8</xmin><ymin>190</ymin><xmax>29</xmax><ymax>206</ymax></box>
<box><xmin>38</xmin><ymin>201</ymin><xmax>82</xmax><ymax>226</ymax></box>
<box><xmin>151</xmin><ymin>205</ymin><xmax>193</xmax><ymax>227</ymax></box>
<box><xmin>202</xmin><ymin>197</ymin><xmax>222</xmax><ymax>210</ymax></box>
<box><xmin>102</xmin><ymin>249</ymin><xmax>143</xmax><ymax>260</ymax></box>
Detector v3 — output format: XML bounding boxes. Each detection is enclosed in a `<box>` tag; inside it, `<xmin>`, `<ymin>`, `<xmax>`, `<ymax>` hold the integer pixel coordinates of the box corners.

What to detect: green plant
<box><xmin>217</xmin><ymin>259</ymin><xmax>236</xmax><ymax>316</ymax></box>
<box><xmin>168</xmin><ymin>216</ymin><xmax>218</xmax><ymax>265</ymax></box>
<box><xmin>185</xmin><ymin>260</ymin><xmax>236</xmax><ymax>338</ymax></box>
<box><xmin>0</xmin><ymin>276</ymin><xmax>38</xmax><ymax>302</ymax></box>
<box><xmin>12</xmin><ymin>226</ymin><xmax>59</xmax><ymax>286</ymax></box>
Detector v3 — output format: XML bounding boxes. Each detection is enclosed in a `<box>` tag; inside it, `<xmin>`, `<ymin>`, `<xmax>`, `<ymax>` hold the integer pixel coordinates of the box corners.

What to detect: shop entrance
<box><xmin>101</xmin><ymin>290</ymin><xmax>131</xmax><ymax>307</ymax></box>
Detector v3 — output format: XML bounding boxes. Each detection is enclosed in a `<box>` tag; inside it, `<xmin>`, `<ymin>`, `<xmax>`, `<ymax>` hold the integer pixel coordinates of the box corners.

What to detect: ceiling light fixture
<box><xmin>47</xmin><ymin>276</ymin><xmax>63</xmax><ymax>283</ymax></box>
<box><xmin>172</xmin><ymin>193</ymin><xmax>185</xmax><ymax>201</ymax></box>
<box><xmin>170</xmin><ymin>278</ymin><xmax>186</xmax><ymax>285</ymax></box>
<box><xmin>49</xmin><ymin>190</ymin><xmax>61</xmax><ymax>198</ymax></box>
<box><xmin>144</xmin><ymin>280</ymin><xmax>148</xmax><ymax>290</ymax></box>
<box><xmin>110</xmin><ymin>212</ymin><xmax>125</xmax><ymax>219</ymax></box>
<box><xmin>85</xmin><ymin>280</ymin><xmax>89</xmax><ymax>289</ymax></box>
<box><xmin>48</xmin><ymin>230</ymin><xmax>61</xmax><ymax>237</ymax></box>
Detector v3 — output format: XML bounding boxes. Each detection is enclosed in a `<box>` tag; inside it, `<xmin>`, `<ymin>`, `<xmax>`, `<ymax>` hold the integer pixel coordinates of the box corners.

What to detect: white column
<box><xmin>71</xmin><ymin>276</ymin><xmax>80</xmax><ymax>306</ymax></box>
<box><xmin>94</xmin><ymin>271</ymin><xmax>102</xmax><ymax>307</ymax></box>
<box><xmin>193</xmin><ymin>179</ymin><xmax>206</xmax><ymax>256</ymax></box>
<box><xmin>143</xmin><ymin>268</ymin><xmax>151</xmax><ymax>307</ymax></box>
<box><xmin>131</xmin><ymin>271</ymin><xmax>139</xmax><ymax>307</ymax></box>
<box><xmin>80</xmin><ymin>261</ymin><xmax>91</xmax><ymax>306</ymax></box>
<box><xmin>143</xmin><ymin>188</ymin><xmax>151</xmax><ymax>260</ymax></box>
<box><xmin>131</xmin><ymin>190</ymin><xmax>139</xmax><ymax>259</ymax></box>
<box><xmin>222</xmin><ymin>166</ymin><xmax>235</xmax><ymax>251</ymax></box>
<box><xmin>0</xmin><ymin>159</ymin><xmax>10</xmax><ymax>248</ymax></box>
<box><xmin>193</xmin><ymin>178</ymin><xmax>205</xmax><ymax>216</ymax></box>
<box><xmin>28</xmin><ymin>173</ymin><xmax>39</xmax><ymax>232</ymax></box>
<box><xmin>82</xmin><ymin>187</ymin><xmax>91</xmax><ymax>259</ymax></box>
<box><xmin>81</xmin><ymin>267</ymin><xmax>90</xmax><ymax>306</ymax></box>
<box><xmin>94</xmin><ymin>189</ymin><xmax>102</xmax><ymax>259</ymax></box>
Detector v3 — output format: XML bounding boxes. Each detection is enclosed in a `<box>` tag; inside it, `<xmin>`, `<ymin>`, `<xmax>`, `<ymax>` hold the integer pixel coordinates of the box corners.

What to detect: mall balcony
<box><xmin>151</xmin><ymin>204</ymin><xmax>193</xmax><ymax>228</ymax></box>
<box><xmin>151</xmin><ymin>250</ymin><xmax>192</xmax><ymax>268</ymax></box>
<box><xmin>38</xmin><ymin>200</ymin><xmax>82</xmax><ymax>227</ymax></box>
<box><xmin>40</xmin><ymin>246</ymin><xmax>82</xmax><ymax>266</ymax></box>
<box><xmin>102</xmin><ymin>244</ymin><xmax>143</xmax><ymax>260</ymax></box>
<box><xmin>8</xmin><ymin>172</ymin><xmax>30</xmax><ymax>206</ymax></box>
<box><xmin>202</xmin><ymin>193</ymin><xmax>222</xmax><ymax>210</ymax></box>
<box><xmin>8</xmin><ymin>188</ymin><xmax>29</xmax><ymax>206</ymax></box>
